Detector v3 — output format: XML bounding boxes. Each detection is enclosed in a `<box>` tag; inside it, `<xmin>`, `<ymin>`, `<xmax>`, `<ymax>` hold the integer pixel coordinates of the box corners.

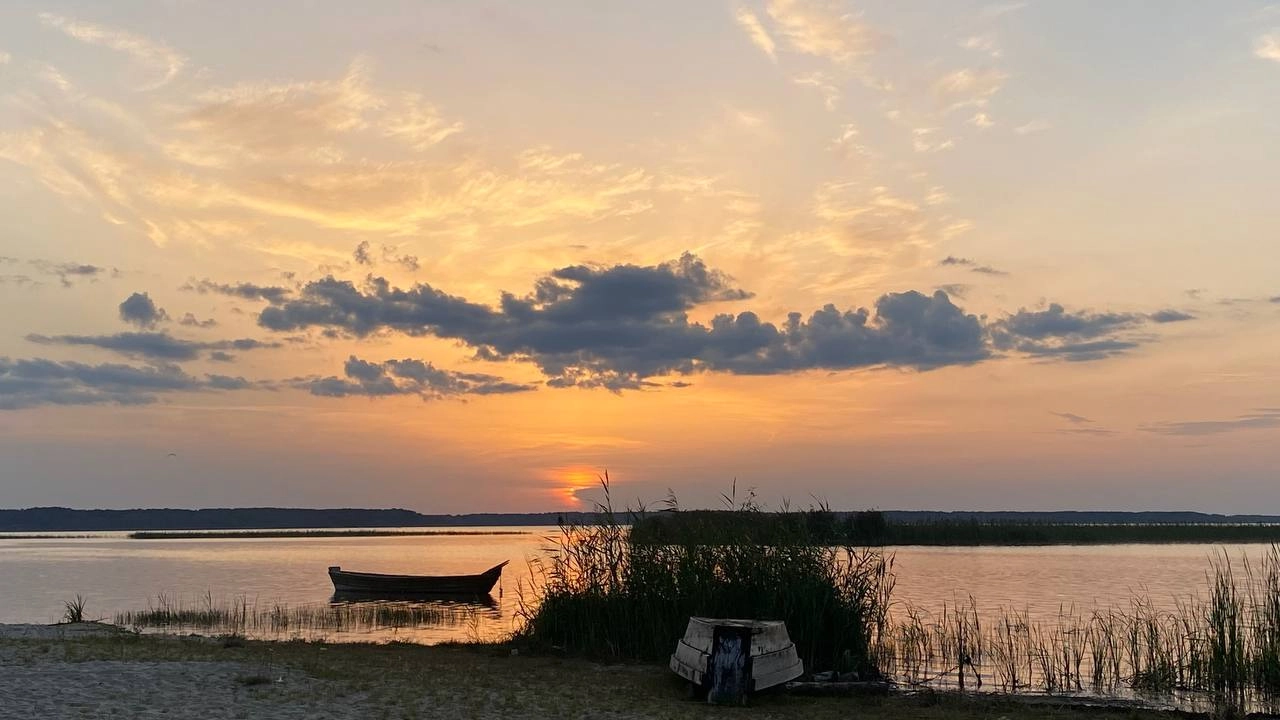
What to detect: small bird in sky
<box><xmin>166</xmin><ymin>452</ymin><xmax>178</xmax><ymax>458</ymax></box>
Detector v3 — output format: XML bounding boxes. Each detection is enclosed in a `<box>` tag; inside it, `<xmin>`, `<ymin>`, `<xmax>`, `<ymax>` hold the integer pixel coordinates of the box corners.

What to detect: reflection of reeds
<box><xmin>114</xmin><ymin>592</ymin><xmax>488</xmax><ymax>638</ymax></box>
<box><xmin>879</xmin><ymin>545</ymin><xmax>1280</xmax><ymax>712</ymax></box>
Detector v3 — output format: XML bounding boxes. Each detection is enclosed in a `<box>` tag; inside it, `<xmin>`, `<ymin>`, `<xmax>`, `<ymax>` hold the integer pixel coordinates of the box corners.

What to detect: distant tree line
<box><xmin>629</xmin><ymin>510</ymin><xmax>1280</xmax><ymax>546</ymax></box>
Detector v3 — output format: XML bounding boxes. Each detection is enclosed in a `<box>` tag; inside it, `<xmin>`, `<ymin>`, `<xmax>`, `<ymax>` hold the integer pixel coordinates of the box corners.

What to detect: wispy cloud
<box><xmin>1143</xmin><ymin>409</ymin><xmax>1280</xmax><ymax>436</ymax></box>
<box><xmin>793</xmin><ymin>71</ymin><xmax>839</xmax><ymax>109</ymax></box>
<box><xmin>1015</xmin><ymin>119</ymin><xmax>1052</xmax><ymax>135</ymax></box>
<box><xmin>933</xmin><ymin>67</ymin><xmax>1008</xmax><ymax>112</ymax></box>
<box><xmin>765</xmin><ymin>0</ymin><xmax>884</xmax><ymax>65</ymax></box>
<box><xmin>38</xmin><ymin>13</ymin><xmax>186</xmax><ymax>89</ymax></box>
<box><xmin>734</xmin><ymin>7</ymin><xmax>777</xmax><ymax>61</ymax></box>
<box><xmin>1256</xmin><ymin>31</ymin><xmax>1280</xmax><ymax>62</ymax></box>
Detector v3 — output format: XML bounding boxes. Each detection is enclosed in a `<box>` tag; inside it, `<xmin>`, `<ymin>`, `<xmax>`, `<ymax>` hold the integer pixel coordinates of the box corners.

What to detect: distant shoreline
<box><xmin>5</xmin><ymin>506</ymin><xmax>1280</xmax><ymax>533</ymax></box>
<box><xmin>126</xmin><ymin>529</ymin><xmax>533</xmax><ymax>539</ymax></box>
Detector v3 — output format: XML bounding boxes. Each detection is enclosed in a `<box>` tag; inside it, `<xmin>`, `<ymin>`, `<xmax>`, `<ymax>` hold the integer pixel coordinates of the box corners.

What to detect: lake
<box><xmin>0</xmin><ymin>529</ymin><xmax>1266</xmax><ymax>644</ymax></box>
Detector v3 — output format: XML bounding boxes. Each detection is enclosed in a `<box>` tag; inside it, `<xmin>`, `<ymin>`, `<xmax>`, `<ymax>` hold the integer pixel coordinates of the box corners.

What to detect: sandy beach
<box><xmin>0</xmin><ymin>623</ymin><xmax>1208</xmax><ymax>720</ymax></box>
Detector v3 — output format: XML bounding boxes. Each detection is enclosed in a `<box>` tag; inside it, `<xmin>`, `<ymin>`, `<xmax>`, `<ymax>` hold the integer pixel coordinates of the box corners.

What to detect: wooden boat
<box><xmin>327</xmin><ymin>561</ymin><xmax>507</xmax><ymax>596</ymax></box>
<box><xmin>670</xmin><ymin>617</ymin><xmax>804</xmax><ymax>696</ymax></box>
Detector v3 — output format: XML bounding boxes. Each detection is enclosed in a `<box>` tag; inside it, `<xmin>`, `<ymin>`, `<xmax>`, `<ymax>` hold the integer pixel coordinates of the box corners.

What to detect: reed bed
<box><xmin>516</xmin><ymin>478</ymin><xmax>894</xmax><ymax>675</ymax></box>
<box><xmin>113</xmin><ymin>591</ymin><xmax>488</xmax><ymax>638</ymax></box>
<box><xmin>879</xmin><ymin>547</ymin><xmax>1280</xmax><ymax>711</ymax></box>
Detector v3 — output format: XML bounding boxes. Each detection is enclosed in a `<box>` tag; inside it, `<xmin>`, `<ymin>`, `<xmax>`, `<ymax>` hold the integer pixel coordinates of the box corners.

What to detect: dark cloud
<box><xmin>118</xmin><ymin>292</ymin><xmax>169</xmax><ymax>329</ymax></box>
<box><xmin>179</xmin><ymin>312</ymin><xmax>218</xmax><ymax>328</ymax></box>
<box><xmin>936</xmin><ymin>283</ymin><xmax>969</xmax><ymax>298</ymax></box>
<box><xmin>26</xmin><ymin>332</ymin><xmax>282</xmax><ymax>362</ymax></box>
<box><xmin>27</xmin><ymin>260</ymin><xmax>114</xmax><ymax>288</ymax></box>
<box><xmin>1056</xmin><ymin>427</ymin><xmax>1117</xmax><ymax>436</ymax></box>
<box><xmin>1271</xmin><ymin>296</ymin><xmax>1280</xmax><ymax>304</ymax></box>
<box><xmin>1149</xmin><ymin>309</ymin><xmax>1194</xmax><ymax>323</ymax></box>
<box><xmin>249</xmin><ymin>253</ymin><xmax>1197</xmax><ymax>386</ymax></box>
<box><xmin>938</xmin><ymin>256</ymin><xmax>1007</xmax><ymax>276</ymax></box>
<box><xmin>382</xmin><ymin>245</ymin><xmax>420</xmax><ymax>272</ymax></box>
<box><xmin>260</xmin><ymin>254</ymin><xmax>999</xmax><ymax>388</ymax></box>
<box><xmin>939</xmin><ymin>256</ymin><xmax>974</xmax><ymax>266</ymax></box>
<box><xmin>353</xmin><ymin>241</ymin><xmax>373</xmax><ymax>266</ymax></box>
<box><xmin>0</xmin><ymin>357</ymin><xmax>250</xmax><ymax>410</ymax></box>
<box><xmin>0</xmin><ymin>275</ymin><xmax>39</xmax><ymax>288</ymax></box>
<box><xmin>988</xmin><ymin>303</ymin><xmax>1159</xmax><ymax>359</ymax></box>
<box><xmin>183</xmin><ymin>279</ymin><xmax>291</xmax><ymax>304</ymax></box>
<box><xmin>304</xmin><ymin>355</ymin><xmax>534</xmax><ymax>400</ymax></box>
<box><xmin>971</xmin><ymin>265</ymin><xmax>1008</xmax><ymax>276</ymax></box>
<box><xmin>1051</xmin><ymin>411</ymin><xmax>1094</xmax><ymax>424</ymax></box>
<box><xmin>1141</xmin><ymin>409</ymin><xmax>1280</xmax><ymax>436</ymax></box>
<box><xmin>208</xmin><ymin>351</ymin><xmax>235</xmax><ymax>362</ymax></box>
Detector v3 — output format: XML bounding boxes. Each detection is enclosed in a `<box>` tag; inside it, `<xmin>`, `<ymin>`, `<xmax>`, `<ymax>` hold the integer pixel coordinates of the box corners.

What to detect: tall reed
<box><xmin>516</xmin><ymin>477</ymin><xmax>894</xmax><ymax>674</ymax></box>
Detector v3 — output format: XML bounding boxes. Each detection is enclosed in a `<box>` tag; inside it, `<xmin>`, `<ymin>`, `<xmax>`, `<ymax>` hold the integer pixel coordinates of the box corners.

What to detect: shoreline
<box><xmin>0</xmin><ymin>623</ymin><xmax>1244</xmax><ymax>719</ymax></box>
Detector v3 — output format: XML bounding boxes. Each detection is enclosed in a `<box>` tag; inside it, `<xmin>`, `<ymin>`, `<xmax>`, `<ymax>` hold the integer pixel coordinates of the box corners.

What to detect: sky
<box><xmin>1</xmin><ymin>1</ymin><xmax>1278</xmax><ymax>513</ymax></box>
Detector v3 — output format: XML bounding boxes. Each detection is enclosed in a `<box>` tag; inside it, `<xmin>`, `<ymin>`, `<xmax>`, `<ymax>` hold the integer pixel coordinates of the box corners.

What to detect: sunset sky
<box><xmin>2</xmin><ymin>1</ymin><xmax>1278</xmax><ymax>512</ymax></box>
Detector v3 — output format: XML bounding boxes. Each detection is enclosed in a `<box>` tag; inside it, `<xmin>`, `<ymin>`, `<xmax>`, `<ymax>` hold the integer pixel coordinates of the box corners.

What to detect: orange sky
<box><xmin>1</xmin><ymin>2</ymin><xmax>1278</xmax><ymax>512</ymax></box>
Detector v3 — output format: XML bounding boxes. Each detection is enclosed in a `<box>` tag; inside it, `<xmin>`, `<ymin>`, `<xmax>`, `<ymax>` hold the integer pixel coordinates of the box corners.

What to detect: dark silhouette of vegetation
<box><xmin>516</xmin><ymin>478</ymin><xmax>894</xmax><ymax>675</ymax></box>
<box><xmin>631</xmin><ymin>510</ymin><xmax>1280</xmax><ymax>546</ymax></box>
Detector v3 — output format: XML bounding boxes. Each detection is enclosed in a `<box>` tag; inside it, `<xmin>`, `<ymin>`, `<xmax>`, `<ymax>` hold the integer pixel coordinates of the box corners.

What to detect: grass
<box><xmin>879</xmin><ymin>547</ymin><xmax>1280</xmax><ymax>713</ymax></box>
<box><xmin>516</xmin><ymin>477</ymin><xmax>893</xmax><ymax>675</ymax></box>
<box><xmin>127</xmin><ymin>529</ymin><xmax>531</xmax><ymax>539</ymax></box>
<box><xmin>62</xmin><ymin>594</ymin><xmax>87</xmax><ymax>624</ymax></box>
<box><xmin>113</xmin><ymin>591</ymin><xmax>492</xmax><ymax>640</ymax></box>
<box><xmin>632</xmin><ymin>510</ymin><xmax>1280</xmax><ymax>546</ymax></box>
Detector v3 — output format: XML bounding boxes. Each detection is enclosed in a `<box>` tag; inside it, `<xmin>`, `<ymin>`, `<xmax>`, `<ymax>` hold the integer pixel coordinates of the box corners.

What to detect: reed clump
<box><xmin>880</xmin><ymin>546</ymin><xmax>1280</xmax><ymax>711</ymax></box>
<box><xmin>516</xmin><ymin>477</ymin><xmax>894</xmax><ymax>675</ymax></box>
<box><xmin>114</xmin><ymin>591</ymin><xmax>487</xmax><ymax>639</ymax></box>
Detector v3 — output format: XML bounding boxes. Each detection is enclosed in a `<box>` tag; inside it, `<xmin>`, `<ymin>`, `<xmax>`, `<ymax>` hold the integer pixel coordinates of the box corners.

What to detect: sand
<box><xmin>0</xmin><ymin>623</ymin><xmax>1196</xmax><ymax>720</ymax></box>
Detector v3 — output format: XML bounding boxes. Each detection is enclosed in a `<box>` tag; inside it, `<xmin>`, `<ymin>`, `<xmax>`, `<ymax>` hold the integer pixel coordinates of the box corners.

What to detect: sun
<box><xmin>542</xmin><ymin>466</ymin><xmax>603</xmax><ymax>508</ymax></box>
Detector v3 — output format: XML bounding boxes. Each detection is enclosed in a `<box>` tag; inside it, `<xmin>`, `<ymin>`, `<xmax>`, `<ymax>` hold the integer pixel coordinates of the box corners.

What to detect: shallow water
<box><xmin>0</xmin><ymin>531</ymin><xmax>1268</xmax><ymax>643</ymax></box>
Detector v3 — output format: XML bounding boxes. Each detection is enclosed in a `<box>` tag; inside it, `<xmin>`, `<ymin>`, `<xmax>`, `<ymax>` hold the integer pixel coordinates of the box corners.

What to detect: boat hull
<box><xmin>328</xmin><ymin>561</ymin><xmax>507</xmax><ymax>596</ymax></box>
<box><xmin>670</xmin><ymin>617</ymin><xmax>804</xmax><ymax>692</ymax></box>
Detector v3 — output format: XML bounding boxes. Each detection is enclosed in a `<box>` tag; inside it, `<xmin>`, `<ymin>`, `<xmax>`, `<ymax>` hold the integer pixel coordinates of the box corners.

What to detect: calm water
<box><xmin>0</xmin><ymin>530</ymin><xmax>1266</xmax><ymax>643</ymax></box>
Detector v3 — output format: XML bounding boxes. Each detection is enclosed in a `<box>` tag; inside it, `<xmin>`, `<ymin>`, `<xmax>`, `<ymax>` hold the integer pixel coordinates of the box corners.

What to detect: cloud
<box><xmin>765</xmin><ymin>0</ymin><xmax>884</xmax><ymax>65</ymax></box>
<box><xmin>1051</xmin><ymin>411</ymin><xmax>1094</xmax><ymax>424</ymax></box>
<box><xmin>1015</xmin><ymin>119</ymin><xmax>1052</xmax><ymax>135</ymax></box>
<box><xmin>1142</xmin><ymin>409</ymin><xmax>1280</xmax><ymax>436</ymax></box>
<box><xmin>18</xmin><ymin>260</ymin><xmax>113</xmax><ymax>288</ymax></box>
<box><xmin>26</xmin><ymin>332</ymin><xmax>281</xmax><ymax>362</ymax></box>
<box><xmin>969</xmin><ymin>112</ymin><xmax>994</xmax><ymax>128</ymax></box>
<box><xmin>303</xmin><ymin>355</ymin><xmax>535</xmax><ymax>400</ymax></box>
<box><xmin>259</xmin><ymin>254</ymin><xmax>999</xmax><ymax>387</ymax></box>
<box><xmin>353</xmin><ymin>240</ymin><xmax>373</xmax><ymax>265</ymax></box>
<box><xmin>118</xmin><ymin>292</ymin><xmax>169</xmax><ymax>328</ymax></box>
<box><xmin>933</xmin><ymin>67</ymin><xmax>1007</xmax><ymax>112</ymax></box>
<box><xmin>734</xmin><ymin>7</ymin><xmax>777</xmax><ymax>61</ymax></box>
<box><xmin>793</xmin><ymin>72</ymin><xmax>840</xmax><ymax>110</ymax></box>
<box><xmin>1256</xmin><ymin>32</ymin><xmax>1280</xmax><ymax>62</ymax></box>
<box><xmin>37</xmin><ymin>13</ymin><xmax>185</xmax><ymax>89</ymax></box>
<box><xmin>992</xmin><ymin>304</ymin><xmax>1143</xmax><ymax>341</ymax></box>
<box><xmin>251</xmin><ymin>254</ymin><xmax>1194</xmax><ymax>383</ymax></box>
<box><xmin>1149</xmin><ymin>309</ymin><xmax>1195</xmax><ymax>323</ymax></box>
<box><xmin>182</xmin><ymin>279</ymin><xmax>291</xmax><ymax>304</ymax></box>
<box><xmin>0</xmin><ymin>357</ymin><xmax>245</xmax><ymax>410</ymax></box>
<box><xmin>940</xmin><ymin>256</ymin><xmax>1007</xmax><ymax>275</ymax></box>
<box><xmin>988</xmin><ymin>303</ymin><xmax>1184</xmax><ymax>361</ymax></box>
<box><xmin>179</xmin><ymin>313</ymin><xmax>217</xmax><ymax>328</ymax></box>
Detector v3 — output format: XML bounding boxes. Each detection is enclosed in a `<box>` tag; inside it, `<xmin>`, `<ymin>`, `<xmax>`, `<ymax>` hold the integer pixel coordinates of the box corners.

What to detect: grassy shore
<box><xmin>0</xmin><ymin>629</ymin><xmax>1211</xmax><ymax>719</ymax></box>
